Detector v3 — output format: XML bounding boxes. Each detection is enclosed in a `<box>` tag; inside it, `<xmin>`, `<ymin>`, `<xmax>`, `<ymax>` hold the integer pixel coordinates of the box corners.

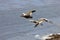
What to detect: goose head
<box><xmin>41</xmin><ymin>18</ymin><xmax>48</xmax><ymax>22</ymax></box>
<box><xmin>43</xmin><ymin>19</ymin><xmax>48</xmax><ymax>22</ymax></box>
<box><xmin>20</xmin><ymin>13</ymin><xmax>26</xmax><ymax>17</ymax></box>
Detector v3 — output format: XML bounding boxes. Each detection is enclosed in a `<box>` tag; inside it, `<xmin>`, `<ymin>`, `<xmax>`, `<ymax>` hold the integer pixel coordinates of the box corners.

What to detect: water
<box><xmin>0</xmin><ymin>0</ymin><xmax>60</xmax><ymax>40</ymax></box>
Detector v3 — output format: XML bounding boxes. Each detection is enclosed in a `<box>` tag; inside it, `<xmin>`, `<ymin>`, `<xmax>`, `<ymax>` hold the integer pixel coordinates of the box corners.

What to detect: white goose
<box><xmin>29</xmin><ymin>18</ymin><xmax>53</xmax><ymax>28</ymax></box>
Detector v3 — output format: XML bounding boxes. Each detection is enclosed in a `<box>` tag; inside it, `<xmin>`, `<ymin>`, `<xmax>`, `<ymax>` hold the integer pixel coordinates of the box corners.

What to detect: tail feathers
<box><xmin>34</xmin><ymin>23</ymin><xmax>43</xmax><ymax>28</ymax></box>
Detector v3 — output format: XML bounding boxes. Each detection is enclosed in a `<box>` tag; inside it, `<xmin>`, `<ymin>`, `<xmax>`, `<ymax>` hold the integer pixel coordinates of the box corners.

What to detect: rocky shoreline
<box><xmin>45</xmin><ymin>33</ymin><xmax>60</xmax><ymax>40</ymax></box>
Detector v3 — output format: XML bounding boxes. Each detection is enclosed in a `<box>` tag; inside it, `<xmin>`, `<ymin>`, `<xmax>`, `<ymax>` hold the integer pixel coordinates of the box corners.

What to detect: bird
<box><xmin>29</xmin><ymin>18</ymin><xmax>53</xmax><ymax>28</ymax></box>
<box><xmin>20</xmin><ymin>9</ymin><xmax>36</xmax><ymax>19</ymax></box>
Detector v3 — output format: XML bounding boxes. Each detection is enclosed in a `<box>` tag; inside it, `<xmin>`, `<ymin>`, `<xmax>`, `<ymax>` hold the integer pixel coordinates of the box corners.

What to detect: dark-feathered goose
<box><xmin>29</xmin><ymin>18</ymin><xmax>53</xmax><ymax>28</ymax></box>
<box><xmin>20</xmin><ymin>10</ymin><xmax>36</xmax><ymax>19</ymax></box>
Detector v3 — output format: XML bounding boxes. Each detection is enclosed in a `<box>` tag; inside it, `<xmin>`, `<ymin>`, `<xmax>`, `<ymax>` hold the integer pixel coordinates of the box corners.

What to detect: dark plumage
<box><xmin>20</xmin><ymin>10</ymin><xmax>36</xmax><ymax>19</ymax></box>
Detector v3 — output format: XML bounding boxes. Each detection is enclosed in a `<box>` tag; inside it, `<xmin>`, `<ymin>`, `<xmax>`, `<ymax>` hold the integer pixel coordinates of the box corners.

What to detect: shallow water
<box><xmin>0</xmin><ymin>0</ymin><xmax>60</xmax><ymax>40</ymax></box>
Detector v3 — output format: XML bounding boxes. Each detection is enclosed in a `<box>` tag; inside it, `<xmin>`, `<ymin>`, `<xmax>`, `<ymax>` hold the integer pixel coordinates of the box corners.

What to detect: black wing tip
<box><xmin>32</xmin><ymin>10</ymin><xmax>36</xmax><ymax>13</ymax></box>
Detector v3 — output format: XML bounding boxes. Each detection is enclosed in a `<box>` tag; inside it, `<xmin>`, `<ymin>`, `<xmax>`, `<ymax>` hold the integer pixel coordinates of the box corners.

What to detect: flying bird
<box><xmin>20</xmin><ymin>10</ymin><xmax>36</xmax><ymax>19</ymax></box>
<box><xmin>29</xmin><ymin>18</ymin><xmax>53</xmax><ymax>28</ymax></box>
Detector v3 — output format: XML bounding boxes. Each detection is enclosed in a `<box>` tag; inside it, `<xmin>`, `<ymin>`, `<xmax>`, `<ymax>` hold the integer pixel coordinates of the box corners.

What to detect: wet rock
<box><xmin>45</xmin><ymin>33</ymin><xmax>60</xmax><ymax>40</ymax></box>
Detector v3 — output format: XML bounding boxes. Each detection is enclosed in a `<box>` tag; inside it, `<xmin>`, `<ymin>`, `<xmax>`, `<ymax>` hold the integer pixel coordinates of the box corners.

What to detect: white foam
<box><xmin>41</xmin><ymin>35</ymin><xmax>52</xmax><ymax>40</ymax></box>
<box><xmin>34</xmin><ymin>33</ymin><xmax>58</xmax><ymax>40</ymax></box>
<box><xmin>38</xmin><ymin>33</ymin><xmax>60</xmax><ymax>40</ymax></box>
<box><xmin>35</xmin><ymin>34</ymin><xmax>41</xmax><ymax>39</ymax></box>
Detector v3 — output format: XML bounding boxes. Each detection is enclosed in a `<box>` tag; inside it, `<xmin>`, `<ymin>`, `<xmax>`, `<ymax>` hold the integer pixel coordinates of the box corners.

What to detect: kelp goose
<box><xmin>29</xmin><ymin>18</ymin><xmax>53</xmax><ymax>28</ymax></box>
<box><xmin>20</xmin><ymin>10</ymin><xmax>36</xmax><ymax>19</ymax></box>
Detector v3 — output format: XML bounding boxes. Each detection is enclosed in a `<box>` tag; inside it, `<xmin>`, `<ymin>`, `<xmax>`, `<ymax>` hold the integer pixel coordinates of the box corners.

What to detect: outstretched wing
<box><xmin>34</xmin><ymin>23</ymin><xmax>39</xmax><ymax>28</ymax></box>
<box><xmin>26</xmin><ymin>10</ymin><xmax>36</xmax><ymax>16</ymax></box>
<box><xmin>26</xmin><ymin>11</ymin><xmax>32</xmax><ymax>16</ymax></box>
<box><xmin>37</xmin><ymin>19</ymin><xmax>44</xmax><ymax>23</ymax></box>
<box><xmin>29</xmin><ymin>20</ymin><xmax>38</xmax><ymax>23</ymax></box>
<box><xmin>34</xmin><ymin>23</ymin><xmax>43</xmax><ymax>28</ymax></box>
